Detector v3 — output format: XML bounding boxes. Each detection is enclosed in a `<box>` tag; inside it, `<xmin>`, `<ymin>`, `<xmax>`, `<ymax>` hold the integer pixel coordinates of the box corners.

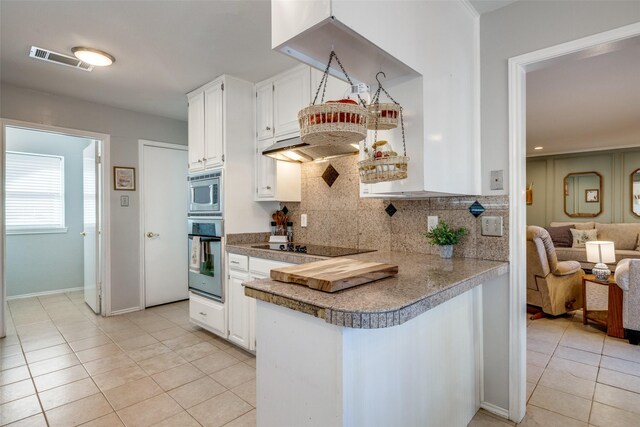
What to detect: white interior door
<box><xmin>83</xmin><ymin>141</ymin><xmax>100</xmax><ymax>313</ymax></box>
<box><xmin>142</xmin><ymin>143</ymin><xmax>188</xmax><ymax>307</ymax></box>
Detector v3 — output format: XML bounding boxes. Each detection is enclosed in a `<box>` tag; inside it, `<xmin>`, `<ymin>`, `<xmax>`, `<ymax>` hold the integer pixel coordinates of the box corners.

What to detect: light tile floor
<box><xmin>469</xmin><ymin>310</ymin><xmax>640</xmax><ymax>427</ymax></box>
<box><xmin>4</xmin><ymin>292</ymin><xmax>639</xmax><ymax>427</ymax></box>
<box><xmin>0</xmin><ymin>291</ymin><xmax>256</xmax><ymax>426</ymax></box>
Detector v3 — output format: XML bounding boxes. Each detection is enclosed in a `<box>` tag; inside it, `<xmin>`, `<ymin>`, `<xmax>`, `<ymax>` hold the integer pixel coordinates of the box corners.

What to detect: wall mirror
<box><xmin>632</xmin><ymin>168</ymin><xmax>640</xmax><ymax>217</ymax></box>
<box><xmin>564</xmin><ymin>171</ymin><xmax>602</xmax><ymax>217</ymax></box>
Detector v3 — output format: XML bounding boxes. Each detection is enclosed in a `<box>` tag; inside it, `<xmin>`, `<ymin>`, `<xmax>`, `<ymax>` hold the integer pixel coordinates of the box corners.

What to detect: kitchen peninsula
<box><xmin>236</xmin><ymin>245</ymin><xmax>509</xmax><ymax>427</ymax></box>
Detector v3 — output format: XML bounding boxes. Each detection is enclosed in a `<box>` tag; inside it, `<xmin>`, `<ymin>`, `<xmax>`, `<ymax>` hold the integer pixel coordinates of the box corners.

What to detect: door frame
<box><xmin>138</xmin><ymin>139</ymin><xmax>188</xmax><ymax>309</ymax></box>
<box><xmin>0</xmin><ymin>119</ymin><xmax>111</xmax><ymax>336</ymax></box>
<box><xmin>507</xmin><ymin>21</ymin><xmax>640</xmax><ymax>422</ymax></box>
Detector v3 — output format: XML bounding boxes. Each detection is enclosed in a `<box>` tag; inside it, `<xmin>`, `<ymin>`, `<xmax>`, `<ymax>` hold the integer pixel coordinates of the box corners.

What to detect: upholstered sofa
<box><xmin>550</xmin><ymin>222</ymin><xmax>640</xmax><ymax>270</ymax></box>
<box><xmin>614</xmin><ymin>259</ymin><xmax>640</xmax><ymax>345</ymax></box>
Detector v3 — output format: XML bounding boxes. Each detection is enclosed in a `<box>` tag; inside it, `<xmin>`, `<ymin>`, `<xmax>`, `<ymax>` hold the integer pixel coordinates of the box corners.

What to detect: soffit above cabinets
<box><xmin>275</xmin><ymin>17</ymin><xmax>421</xmax><ymax>84</ymax></box>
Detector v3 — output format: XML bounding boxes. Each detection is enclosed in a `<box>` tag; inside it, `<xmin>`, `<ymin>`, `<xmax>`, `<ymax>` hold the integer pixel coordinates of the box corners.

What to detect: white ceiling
<box><xmin>526</xmin><ymin>37</ymin><xmax>640</xmax><ymax>157</ymax></box>
<box><xmin>0</xmin><ymin>1</ymin><xmax>298</xmax><ymax>121</ymax></box>
<box><xmin>468</xmin><ymin>0</ymin><xmax>519</xmax><ymax>15</ymax></box>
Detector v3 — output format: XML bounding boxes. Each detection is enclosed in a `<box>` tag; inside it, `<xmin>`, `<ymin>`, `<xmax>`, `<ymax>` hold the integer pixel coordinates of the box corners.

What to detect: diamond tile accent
<box><xmin>321</xmin><ymin>164</ymin><xmax>339</xmax><ymax>187</ymax></box>
<box><xmin>281</xmin><ymin>206</ymin><xmax>289</xmax><ymax>215</ymax></box>
<box><xmin>469</xmin><ymin>201</ymin><xmax>485</xmax><ymax>217</ymax></box>
<box><xmin>385</xmin><ymin>203</ymin><xmax>397</xmax><ymax>217</ymax></box>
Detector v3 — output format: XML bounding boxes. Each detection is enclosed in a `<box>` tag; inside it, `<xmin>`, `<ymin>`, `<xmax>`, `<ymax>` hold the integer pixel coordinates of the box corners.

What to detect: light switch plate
<box><xmin>300</xmin><ymin>213</ymin><xmax>307</xmax><ymax>228</ymax></box>
<box><xmin>490</xmin><ymin>170</ymin><xmax>504</xmax><ymax>190</ymax></box>
<box><xmin>120</xmin><ymin>195</ymin><xmax>129</xmax><ymax>207</ymax></box>
<box><xmin>427</xmin><ymin>216</ymin><xmax>438</xmax><ymax>231</ymax></box>
<box><xmin>481</xmin><ymin>216</ymin><xmax>503</xmax><ymax>237</ymax></box>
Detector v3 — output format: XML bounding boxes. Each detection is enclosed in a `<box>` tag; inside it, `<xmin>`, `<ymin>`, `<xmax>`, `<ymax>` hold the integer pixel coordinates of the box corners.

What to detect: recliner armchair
<box><xmin>527</xmin><ymin>226</ymin><xmax>585</xmax><ymax>316</ymax></box>
<box><xmin>614</xmin><ymin>259</ymin><xmax>640</xmax><ymax>345</ymax></box>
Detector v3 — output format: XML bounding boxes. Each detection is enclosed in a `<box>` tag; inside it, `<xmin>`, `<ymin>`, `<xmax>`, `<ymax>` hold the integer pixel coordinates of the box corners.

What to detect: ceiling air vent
<box><xmin>29</xmin><ymin>46</ymin><xmax>94</xmax><ymax>72</ymax></box>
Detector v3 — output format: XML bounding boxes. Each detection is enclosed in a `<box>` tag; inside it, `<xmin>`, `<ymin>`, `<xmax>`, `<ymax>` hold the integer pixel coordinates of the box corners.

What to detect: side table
<box><xmin>582</xmin><ymin>273</ymin><xmax>624</xmax><ymax>339</ymax></box>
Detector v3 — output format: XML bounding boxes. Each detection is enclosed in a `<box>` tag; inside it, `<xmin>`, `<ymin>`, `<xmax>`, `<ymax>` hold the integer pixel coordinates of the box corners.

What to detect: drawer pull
<box><xmin>230</xmin><ymin>261</ymin><xmax>240</xmax><ymax>264</ymax></box>
<box><xmin>199</xmin><ymin>312</ymin><xmax>207</xmax><ymax>316</ymax></box>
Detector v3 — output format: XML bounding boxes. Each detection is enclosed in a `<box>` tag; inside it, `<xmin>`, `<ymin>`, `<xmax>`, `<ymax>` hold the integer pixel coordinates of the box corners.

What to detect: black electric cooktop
<box><xmin>251</xmin><ymin>243</ymin><xmax>375</xmax><ymax>258</ymax></box>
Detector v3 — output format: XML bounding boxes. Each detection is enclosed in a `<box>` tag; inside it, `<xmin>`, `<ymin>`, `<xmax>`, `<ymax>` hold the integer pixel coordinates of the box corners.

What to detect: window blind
<box><xmin>6</xmin><ymin>151</ymin><xmax>65</xmax><ymax>230</ymax></box>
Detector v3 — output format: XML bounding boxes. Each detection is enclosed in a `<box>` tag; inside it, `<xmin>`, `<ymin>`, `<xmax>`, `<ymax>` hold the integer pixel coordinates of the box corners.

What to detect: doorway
<box><xmin>508</xmin><ymin>22</ymin><xmax>640</xmax><ymax>422</ymax></box>
<box><xmin>0</xmin><ymin>120</ymin><xmax>110</xmax><ymax>337</ymax></box>
<box><xmin>138</xmin><ymin>140</ymin><xmax>188</xmax><ymax>308</ymax></box>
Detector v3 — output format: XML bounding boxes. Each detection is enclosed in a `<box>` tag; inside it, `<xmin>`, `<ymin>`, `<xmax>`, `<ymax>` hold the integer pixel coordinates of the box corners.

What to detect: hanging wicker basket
<box><xmin>359</xmin><ymin>72</ymin><xmax>409</xmax><ymax>184</ymax></box>
<box><xmin>358</xmin><ymin>155</ymin><xmax>409</xmax><ymax>183</ymax></box>
<box><xmin>366</xmin><ymin>103</ymin><xmax>400</xmax><ymax>130</ymax></box>
<box><xmin>298</xmin><ymin>50</ymin><xmax>368</xmax><ymax>146</ymax></box>
<box><xmin>299</xmin><ymin>102</ymin><xmax>368</xmax><ymax>145</ymax></box>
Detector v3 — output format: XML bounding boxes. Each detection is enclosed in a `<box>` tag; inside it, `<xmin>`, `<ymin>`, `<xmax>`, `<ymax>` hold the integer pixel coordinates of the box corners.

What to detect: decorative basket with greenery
<box><xmin>424</xmin><ymin>220</ymin><xmax>468</xmax><ymax>258</ymax></box>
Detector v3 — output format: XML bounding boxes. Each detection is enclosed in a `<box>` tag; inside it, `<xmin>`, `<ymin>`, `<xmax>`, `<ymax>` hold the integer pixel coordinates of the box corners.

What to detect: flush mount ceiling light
<box><xmin>534</xmin><ymin>146</ymin><xmax>544</xmax><ymax>150</ymax></box>
<box><xmin>71</xmin><ymin>47</ymin><xmax>115</xmax><ymax>66</ymax></box>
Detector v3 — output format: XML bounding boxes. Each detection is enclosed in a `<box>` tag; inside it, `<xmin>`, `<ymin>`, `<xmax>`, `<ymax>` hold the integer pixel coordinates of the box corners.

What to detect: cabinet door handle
<box><xmin>199</xmin><ymin>312</ymin><xmax>207</xmax><ymax>316</ymax></box>
<box><xmin>266</xmin><ymin>126</ymin><xmax>271</xmax><ymax>130</ymax></box>
<box><xmin>262</xmin><ymin>186</ymin><xmax>272</xmax><ymax>190</ymax></box>
<box><xmin>202</xmin><ymin>157</ymin><xmax>206</xmax><ymax>162</ymax></box>
<box><xmin>230</xmin><ymin>261</ymin><xmax>240</xmax><ymax>265</ymax></box>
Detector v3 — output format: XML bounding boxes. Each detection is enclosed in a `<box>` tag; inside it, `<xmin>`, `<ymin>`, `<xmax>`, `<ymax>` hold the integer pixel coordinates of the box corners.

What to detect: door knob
<box><xmin>80</xmin><ymin>232</ymin><xmax>86</xmax><ymax>236</ymax></box>
<box><xmin>266</xmin><ymin>126</ymin><xmax>271</xmax><ymax>130</ymax></box>
<box><xmin>146</xmin><ymin>232</ymin><xmax>159</xmax><ymax>238</ymax></box>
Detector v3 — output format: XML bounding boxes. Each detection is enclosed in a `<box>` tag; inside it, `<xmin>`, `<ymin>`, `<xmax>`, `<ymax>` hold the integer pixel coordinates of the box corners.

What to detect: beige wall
<box><xmin>1</xmin><ymin>83</ymin><xmax>188</xmax><ymax>312</ymax></box>
<box><xmin>282</xmin><ymin>155</ymin><xmax>509</xmax><ymax>262</ymax></box>
<box><xmin>480</xmin><ymin>0</ymin><xmax>640</xmax><ymax>195</ymax></box>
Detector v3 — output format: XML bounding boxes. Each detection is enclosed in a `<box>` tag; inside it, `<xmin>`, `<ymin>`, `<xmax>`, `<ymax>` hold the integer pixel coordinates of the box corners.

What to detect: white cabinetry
<box><xmin>256</xmin><ymin>82</ymin><xmax>274</xmax><ymax>141</ymax></box>
<box><xmin>187</xmin><ymin>79</ymin><xmax>224</xmax><ymax>172</ymax></box>
<box><xmin>273</xmin><ymin>65</ymin><xmax>310</xmax><ymax>138</ymax></box>
<box><xmin>187</xmin><ymin>91</ymin><xmax>205</xmax><ymax>171</ymax></box>
<box><xmin>256</xmin><ymin>139</ymin><xmax>276</xmax><ymax>200</ymax></box>
<box><xmin>189</xmin><ymin>292</ymin><xmax>226</xmax><ymax>338</ymax></box>
<box><xmin>310</xmin><ymin>68</ymin><xmax>351</xmax><ymax>103</ymax></box>
<box><xmin>226</xmin><ymin>253</ymin><xmax>293</xmax><ymax>352</ymax></box>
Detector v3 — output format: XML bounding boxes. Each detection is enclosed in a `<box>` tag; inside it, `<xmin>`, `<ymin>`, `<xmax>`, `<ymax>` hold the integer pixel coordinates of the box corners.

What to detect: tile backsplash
<box><xmin>281</xmin><ymin>155</ymin><xmax>509</xmax><ymax>262</ymax></box>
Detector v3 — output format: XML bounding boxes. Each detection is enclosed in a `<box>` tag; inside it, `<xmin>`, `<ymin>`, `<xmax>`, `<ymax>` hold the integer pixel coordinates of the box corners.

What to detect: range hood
<box><xmin>262</xmin><ymin>135</ymin><xmax>359</xmax><ymax>163</ymax></box>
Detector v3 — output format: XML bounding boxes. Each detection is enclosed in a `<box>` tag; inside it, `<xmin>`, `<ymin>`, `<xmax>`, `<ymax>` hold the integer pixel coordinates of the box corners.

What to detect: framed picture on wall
<box><xmin>114</xmin><ymin>167</ymin><xmax>136</xmax><ymax>191</ymax></box>
<box><xmin>585</xmin><ymin>189</ymin><xmax>599</xmax><ymax>203</ymax></box>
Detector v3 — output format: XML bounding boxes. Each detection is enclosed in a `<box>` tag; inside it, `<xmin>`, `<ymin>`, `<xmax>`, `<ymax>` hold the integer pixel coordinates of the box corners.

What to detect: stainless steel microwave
<box><xmin>188</xmin><ymin>170</ymin><xmax>222</xmax><ymax>216</ymax></box>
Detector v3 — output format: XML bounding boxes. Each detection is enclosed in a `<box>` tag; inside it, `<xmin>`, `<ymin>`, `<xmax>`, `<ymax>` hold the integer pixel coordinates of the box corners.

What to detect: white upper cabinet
<box><xmin>204</xmin><ymin>82</ymin><xmax>224</xmax><ymax>168</ymax></box>
<box><xmin>273</xmin><ymin>65</ymin><xmax>310</xmax><ymax>138</ymax></box>
<box><xmin>187</xmin><ymin>79</ymin><xmax>224</xmax><ymax>173</ymax></box>
<box><xmin>256</xmin><ymin>82</ymin><xmax>274</xmax><ymax>141</ymax></box>
<box><xmin>187</xmin><ymin>91</ymin><xmax>205</xmax><ymax>172</ymax></box>
<box><xmin>256</xmin><ymin>139</ymin><xmax>276</xmax><ymax>199</ymax></box>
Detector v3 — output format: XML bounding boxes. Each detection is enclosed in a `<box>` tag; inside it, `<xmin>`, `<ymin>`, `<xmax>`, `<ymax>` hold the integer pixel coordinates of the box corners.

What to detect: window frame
<box><xmin>5</xmin><ymin>150</ymin><xmax>67</xmax><ymax>235</ymax></box>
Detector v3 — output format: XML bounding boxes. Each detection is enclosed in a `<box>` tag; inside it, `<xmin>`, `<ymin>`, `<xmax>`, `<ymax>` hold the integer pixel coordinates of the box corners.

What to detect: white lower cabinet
<box><xmin>192</xmin><ymin>253</ymin><xmax>292</xmax><ymax>352</ymax></box>
<box><xmin>189</xmin><ymin>292</ymin><xmax>226</xmax><ymax>338</ymax></box>
<box><xmin>228</xmin><ymin>269</ymin><xmax>252</xmax><ymax>350</ymax></box>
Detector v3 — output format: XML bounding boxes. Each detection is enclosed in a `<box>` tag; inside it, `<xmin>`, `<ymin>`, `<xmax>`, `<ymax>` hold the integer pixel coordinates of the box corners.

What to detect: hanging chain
<box><xmin>368</xmin><ymin>73</ymin><xmax>406</xmax><ymax>157</ymax></box>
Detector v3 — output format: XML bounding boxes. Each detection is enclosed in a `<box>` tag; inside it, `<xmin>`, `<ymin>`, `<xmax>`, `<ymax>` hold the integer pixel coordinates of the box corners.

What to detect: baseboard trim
<box><xmin>7</xmin><ymin>286</ymin><xmax>83</xmax><ymax>300</ymax></box>
<box><xmin>108</xmin><ymin>306</ymin><xmax>143</xmax><ymax>316</ymax></box>
<box><xmin>480</xmin><ymin>401</ymin><xmax>510</xmax><ymax>420</ymax></box>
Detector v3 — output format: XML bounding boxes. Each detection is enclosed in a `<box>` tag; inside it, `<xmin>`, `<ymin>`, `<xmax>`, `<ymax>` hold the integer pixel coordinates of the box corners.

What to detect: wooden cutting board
<box><xmin>270</xmin><ymin>258</ymin><xmax>398</xmax><ymax>292</ymax></box>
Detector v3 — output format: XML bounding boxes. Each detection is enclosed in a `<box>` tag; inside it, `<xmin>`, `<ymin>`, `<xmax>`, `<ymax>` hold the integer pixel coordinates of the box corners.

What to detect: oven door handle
<box><xmin>188</xmin><ymin>235</ymin><xmax>221</xmax><ymax>242</ymax></box>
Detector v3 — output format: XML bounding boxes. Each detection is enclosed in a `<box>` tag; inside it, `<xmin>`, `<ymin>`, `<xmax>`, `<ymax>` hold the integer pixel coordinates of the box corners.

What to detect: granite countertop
<box><xmin>230</xmin><ymin>245</ymin><xmax>509</xmax><ymax>329</ymax></box>
<box><xmin>226</xmin><ymin>243</ymin><xmax>328</xmax><ymax>264</ymax></box>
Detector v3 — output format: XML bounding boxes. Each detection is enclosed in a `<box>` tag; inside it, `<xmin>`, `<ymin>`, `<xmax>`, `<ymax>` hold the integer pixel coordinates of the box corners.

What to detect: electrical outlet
<box><xmin>481</xmin><ymin>216</ymin><xmax>503</xmax><ymax>237</ymax></box>
<box><xmin>490</xmin><ymin>170</ymin><xmax>504</xmax><ymax>190</ymax></box>
<box><xmin>300</xmin><ymin>214</ymin><xmax>307</xmax><ymax>228</ymax></box>
<box><xmin>427</xmin><ymin>216</ymin><xmax>438</xmax><ymax>231</ymax></box>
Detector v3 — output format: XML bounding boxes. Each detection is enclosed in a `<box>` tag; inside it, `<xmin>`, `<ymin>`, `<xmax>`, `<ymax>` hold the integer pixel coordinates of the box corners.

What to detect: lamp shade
<box><xmin>585</xmin><ymin>241</ymin><xmax>616</xmax><ymax>264</ymax></box>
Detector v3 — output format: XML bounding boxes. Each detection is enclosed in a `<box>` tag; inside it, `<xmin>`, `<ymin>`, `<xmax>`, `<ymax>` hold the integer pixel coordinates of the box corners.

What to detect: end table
<box><xmin>582</xmin><ymin>273</ymin><xmax>624</xmax><ymax>339</ymax></box>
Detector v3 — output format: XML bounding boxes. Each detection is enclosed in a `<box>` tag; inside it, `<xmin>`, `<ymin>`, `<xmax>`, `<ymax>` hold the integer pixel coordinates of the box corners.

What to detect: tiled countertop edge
<box><xmin>245</xmin><ymin>263</ymin><xmax>509</xmax><ymax>329</ymax></box>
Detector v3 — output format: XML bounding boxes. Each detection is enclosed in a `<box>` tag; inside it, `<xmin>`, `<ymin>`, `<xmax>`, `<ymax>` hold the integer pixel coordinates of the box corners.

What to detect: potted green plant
<box><xmin>424</xmin><ymin>220</ymin><xmax>468</xmax><ymax>258</ymax></box>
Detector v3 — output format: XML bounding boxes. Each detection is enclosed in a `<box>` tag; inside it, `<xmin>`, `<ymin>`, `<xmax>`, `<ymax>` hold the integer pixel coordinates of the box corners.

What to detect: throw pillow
<box><xmin>545</xmin><ymin>225</ymin><xmax>573</xmax><ymax>248</ymax></box>
<box><xmin>570</xmin><ymin>228</ymin><xmax>597</xmax><ymax>248</ymax></box>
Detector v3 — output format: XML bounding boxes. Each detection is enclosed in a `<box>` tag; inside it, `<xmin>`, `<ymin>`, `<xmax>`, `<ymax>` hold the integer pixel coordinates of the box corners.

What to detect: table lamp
<box><xmin>585</xmin><ymin>241</ymin><xmax>616</xmax><ymax>281</ymax></box>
